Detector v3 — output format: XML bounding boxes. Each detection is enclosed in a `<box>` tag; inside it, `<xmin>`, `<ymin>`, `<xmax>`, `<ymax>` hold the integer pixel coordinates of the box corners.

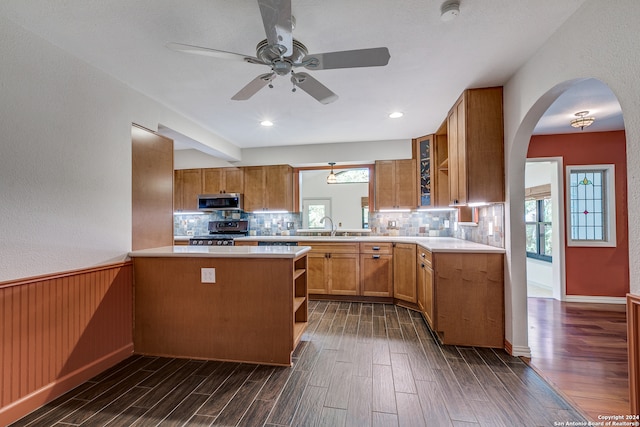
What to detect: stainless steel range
<box><xmin>189</xmin><ymin>220</ymin><xmax>249</xmax><ymax>246</ymax></box>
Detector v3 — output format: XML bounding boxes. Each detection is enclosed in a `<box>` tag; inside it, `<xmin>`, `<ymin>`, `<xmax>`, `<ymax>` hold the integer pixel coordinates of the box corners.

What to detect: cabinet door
<box><xmin>374</xmin><ymin>160</ymin><xmax>396</xmax><ymax>209</ymax></box>
<box><xmin>393</xmin><ymin>243</ymin><xmax>417</xmax><ymax>303</ymax></box>
<box><xmin>423</xmin><ymin>263</ymin><xmax>434</xmax><ymax>329</ymax></box>
<box><xmin>360</xmin><ymin>253</ymin><xmax>393</xmax><ymax>297</ymax></box>
<box><xmin>395</xmin><ymin>159</ymin><xmax>418</xmax><ymax>209</ymax></box>
<box><xmin>174</xmin><ymin>170</ymin><xmax>183</xmax><ymax>211</ymax></box>
<box><xmin>307</xmin><ymin>252</ymin><xmax>328</xmax><ymax>294</ymax></box>
<box><xmin>416</xmin><ymin>257</ymin><xmax>426</xmax><ymax>311</ymax></box>
<box><xmin>265</xmin><ymin>165</ymin><xmax>293</xmax><ymax>211</ymax></box>
<box><xmin>448</xmin><ymin>101</ymin><xmax>461</xmax><ymax>205</ymax></box>
<box><xmin>413</xmin><ymin>135</ymin><xmax>434</xmax><ymax>208</ymax></box>
<box><xmin>202</xmin><ymin>168</ymin><xmax>223</xmax><ymax>194</ymax></box>
<box><xmin>224</xmin><ymin>168</ymin><xmax>244</xmax><ymax>194</ymax></box>
<box><xmin>328</xmin><ymin>253</ymin><xmax>359</xmax><ymax>296</ymax></box>
<box><xmin>180</xmin><ymin>169</ymin><xmax>203</xmax><ymax>211</ymax></box>
<box><xmin>455</xmin><ymin>99</ymin><xmax>467</xmax><ymax>204</ymax></box>
<box><xmin>243</xmin><ymin>166</ymin><xmax>266</xmax><ymax>212</ymax></box>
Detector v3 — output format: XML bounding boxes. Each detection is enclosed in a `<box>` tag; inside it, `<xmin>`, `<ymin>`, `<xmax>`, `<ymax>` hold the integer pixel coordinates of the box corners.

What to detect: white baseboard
<box><xmin>511</xmin><ymin>345</ymin><xmax>532</xmax><ymax>358</ymax></box>
<box><xmin>564</xmin><ymin>295</ymin><xmax>626</xmax><ymax>304</ymax></box>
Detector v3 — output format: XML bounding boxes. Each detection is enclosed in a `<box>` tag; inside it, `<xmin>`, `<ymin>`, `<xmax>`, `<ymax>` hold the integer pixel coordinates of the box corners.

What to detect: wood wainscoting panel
<box><xmin>628</xmin><ymin>293</ymin><xmax>640</xmax><ymax>413</ymax></box>
<box><xmin>0</xmin><ymin>262</ymin><xmax>134</xmax><ymax>426</ymax></box>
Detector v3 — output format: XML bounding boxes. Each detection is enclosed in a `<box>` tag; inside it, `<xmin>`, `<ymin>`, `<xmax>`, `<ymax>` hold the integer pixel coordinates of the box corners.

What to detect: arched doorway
<box><xmin>508</xmin><ymin>78</ymin><xmax>628</xmax><ymax>418</ymax></box>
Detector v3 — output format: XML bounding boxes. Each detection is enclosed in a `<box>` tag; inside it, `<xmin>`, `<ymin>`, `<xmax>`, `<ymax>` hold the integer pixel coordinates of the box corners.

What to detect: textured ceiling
<box><xmin>1</xmin><ymin>0</ymin><xmax>621</xmax><ymax>153</ymax></box>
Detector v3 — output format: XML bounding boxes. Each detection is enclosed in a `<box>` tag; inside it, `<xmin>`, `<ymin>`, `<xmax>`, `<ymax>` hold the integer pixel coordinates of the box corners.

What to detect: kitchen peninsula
<box><xmin>128</xmin><ymin>245</ymin><xmax>310</xmax><ymax>366</ymax></box>
<box><xmin>236</xmin><ymin>236</ymin><xmax>505</xmax><ymax>348</ymax></box>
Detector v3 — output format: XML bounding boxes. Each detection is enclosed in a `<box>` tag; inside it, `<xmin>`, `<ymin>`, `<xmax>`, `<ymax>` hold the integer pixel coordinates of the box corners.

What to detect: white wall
<box><xmin>503</xmin><ymin>0</ymin><xmax>640</xmax><ymax>355</ymax></box>
<box><xmin>300</xmin><ymin>170</ymin><xmax>368</xmax><ymax>229</ymax></box>
<box><xmin>0</xmin><ymin>15</ymin><xmax>236</xmax><ymax>282</ymax></box>
<box><xmin>525</xmin><ymin>162</ymin><xmax>553</xmax><ymax>188</ymax></box>
<box><xmin>527</xmin><ymin>258</ymin><xmax>553</xmax><ymax>289</ymax></box>
<box><xmin>237</xmin><ymin>139</ymin><xmax>411</xmax><ymax>167</ymax></box>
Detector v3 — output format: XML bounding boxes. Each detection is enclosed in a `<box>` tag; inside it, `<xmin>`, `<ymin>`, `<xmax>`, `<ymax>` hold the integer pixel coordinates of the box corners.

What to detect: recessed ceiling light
<box><xmin>260</xmin><ymin>120</ymin><xmax>274</xmax><ymax>127</ymax></box>
<box><xmin>389</xmin><ymin>112</ymin><xmax>404</xmax><ymax>119</ymax></box>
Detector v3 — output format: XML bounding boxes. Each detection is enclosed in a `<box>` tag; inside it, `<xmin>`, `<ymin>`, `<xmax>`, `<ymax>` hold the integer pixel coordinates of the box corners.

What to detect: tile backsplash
<box><xmin>453</xmin><ymin>204</ymin><xmax>504</xmax><ymax>248</ymax></box>
<box><xmin>368</xmin><ymin>211</ymin><xmax>453</xmax><ymax>237</ymax></box>
<box><xmin>174</xmin><ymin>203</ymin><xmax>505</xmax><ymax>249</ymax></box>
<box><xmin>174</xmin><ymin>211</ymin><xmax>302</xmax><ymax>237</ymax></box>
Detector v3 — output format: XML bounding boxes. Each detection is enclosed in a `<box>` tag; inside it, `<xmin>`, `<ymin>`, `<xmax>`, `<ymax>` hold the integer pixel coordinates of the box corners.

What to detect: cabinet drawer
<box><xmin>298</xmin><ymin>242</ymin><xmax>360</xmax><ymax>254</ymax></box>
<box><xmin>418</xmin><ymin>246</ymin><xmax>432</xmax><ymax>266</ymax></box>
<box><xmin>359</xmin><ymin>242</ymin><xmax>393</xmax><ymax>254</ymax></box>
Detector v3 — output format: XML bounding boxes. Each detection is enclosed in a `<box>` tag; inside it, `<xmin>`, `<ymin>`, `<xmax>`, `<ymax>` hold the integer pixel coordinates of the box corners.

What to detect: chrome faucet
<box><xmin>320</xmin><ymin>216</ymin><xmax>337</xmax><ymax>236</ymax></box>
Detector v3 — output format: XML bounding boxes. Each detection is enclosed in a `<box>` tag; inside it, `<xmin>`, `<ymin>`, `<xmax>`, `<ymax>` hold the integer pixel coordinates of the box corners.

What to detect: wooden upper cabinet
<box><xmin>202</xmin><ymin>167</ymin><xmax>244</xmax><ymax>194</ymax></box>
<box><xmin>447</xmin><ymin>87</ymin><xmax>504</xmax><ymax>205</ymax></box>
<box><xmin>413</xmin><ymin>130</ymin><xmax>449</xmax><ymax>208</ymax></box>
<box><xmin>174</xmin><ymin>168</ymin><xmax>202</xmax><ymax>211</ymax></box>
<box><xmin>174</xmin><ymin>170</ymin><xmax>182</xmax><ymax>211</ymax></box>
<box><xmin>374</xmin><ymin>159</ymin><xmax>418</xmax><ymax>210</ymax></box>
<box><xmin>244</xmin><ymin>165</ymin><xmax>293</xmax><ymax>212</ymax></box>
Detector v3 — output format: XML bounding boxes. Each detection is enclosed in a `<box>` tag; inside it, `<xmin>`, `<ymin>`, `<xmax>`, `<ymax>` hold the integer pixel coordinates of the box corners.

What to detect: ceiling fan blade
<box><xmin>291</xmin><ymin>72</ymin><xmax>338</xmax><ymax>104</ymax></box>
<box><xmin>303</xmin><ymin>47</ymin><xmax>390</xmax><ymax>70</ymax></box>
<box><xmin>166</xmin><ymin>42</ymin><xmax>266</xmax><ymax>65</ymax></box>
<box><xmin>257</xmin><ymin>0</ymin><xmax>293</xmax><ymax>56</ymax></box>
<box><xmin>231</xmin><ymin>73</ymin><xmax>275</xmax><ymax>101</ymax></box>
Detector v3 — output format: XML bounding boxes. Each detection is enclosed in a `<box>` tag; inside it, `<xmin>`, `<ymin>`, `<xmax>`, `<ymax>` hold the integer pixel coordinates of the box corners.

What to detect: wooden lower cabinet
<box><xmin>304</xmin><ymin>242</ymin><xmax>394</xmax><ymax>297</ymax></box>
<box><xmin>360</xmin><ymin>243</ymin><xmax>393</xmax><ymax>297</ymax></box>
<box><xmin>393</xmin><ymin>243</ymin><xmax>417</xmax><ymax>303</ymax></box>
<box><xmin>234</xmin><ymin>241</ymin><xmax>258</xmax><ymax>246</ymax></box>
<box><xmin>301</xmin><ymin>242</ymin><xmax>359</xmax><ymax>296</ymax></box>
<box><xmin>132</xmin><ymin>253</ymin><xmax>308</xmax><ymax>366</ymax></box>
<box><xmin>416</xmin><ymin>247</ymin><xmax>434</xmax><ymax>328</ymax></box>
<box><xmin>427</xmin><ymin>252</ymin><xmax>504</xmax><ymax>348</ymax></box>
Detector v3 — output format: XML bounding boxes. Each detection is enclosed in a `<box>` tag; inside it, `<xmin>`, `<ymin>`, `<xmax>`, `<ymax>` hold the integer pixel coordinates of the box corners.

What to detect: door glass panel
<box><xmin>303</xmin><ymin>198</ymin><xmax>332</xmax><ymax>229</ymax></box>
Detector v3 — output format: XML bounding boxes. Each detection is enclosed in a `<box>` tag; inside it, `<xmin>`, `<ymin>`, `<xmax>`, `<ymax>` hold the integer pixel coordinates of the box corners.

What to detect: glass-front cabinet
<box><xmin>413</xmin><ymin>129</ymin><xmax>449</xmax><ymax>208</ymax></box>
<box><xmin>415</xmin><ymin>134</ymin><xmax>432</xmax><ymax>206</ymax></box>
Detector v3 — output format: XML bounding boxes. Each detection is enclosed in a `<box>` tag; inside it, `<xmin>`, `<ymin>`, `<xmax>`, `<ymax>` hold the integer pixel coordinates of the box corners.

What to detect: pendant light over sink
<box><xmin>326</xmin><ymin>162</ymin><xmax>337</xmax><ymax>184</ymax></box>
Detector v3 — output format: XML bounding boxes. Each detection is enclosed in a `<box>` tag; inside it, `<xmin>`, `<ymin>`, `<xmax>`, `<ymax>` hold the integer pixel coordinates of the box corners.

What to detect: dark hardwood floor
<box><xmin>11</xmin><ymin>301</ymin><xmax>585</xmax><ymax>427</ymax></box>
<box><xmin>527</xmin><ymin>297</ymin><xmax>629</xmax><ymax>421</ymax></box>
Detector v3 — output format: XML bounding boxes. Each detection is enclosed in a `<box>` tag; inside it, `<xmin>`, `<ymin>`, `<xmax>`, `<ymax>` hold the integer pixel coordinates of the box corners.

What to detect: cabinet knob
<box><xmin>372</xmin><ymin>255</ymin><xmax>380</xmax><ymax>259</ymax></box>
<box><xmin>421</xmin><ymin>253</ymin><xmax>426</xmax><ymax>258</ymax></box>
<box><xmin>372</xmin><ymin>246</ymin><xmax>380</xmax><ymax>251</ymax></box>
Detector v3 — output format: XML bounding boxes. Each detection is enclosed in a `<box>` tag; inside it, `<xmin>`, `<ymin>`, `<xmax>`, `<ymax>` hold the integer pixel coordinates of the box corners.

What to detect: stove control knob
<box><xmin>208</xmin><ymin>240</ymin><xmax>214</xmax><ymax>245</ymax></box>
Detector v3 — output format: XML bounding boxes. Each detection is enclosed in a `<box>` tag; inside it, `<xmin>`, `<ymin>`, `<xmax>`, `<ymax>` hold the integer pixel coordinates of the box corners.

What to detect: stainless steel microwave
<box><xmin>197</xmin><ymin>193</ymin><xmax>243</xmax><ymax>211</ymax></box>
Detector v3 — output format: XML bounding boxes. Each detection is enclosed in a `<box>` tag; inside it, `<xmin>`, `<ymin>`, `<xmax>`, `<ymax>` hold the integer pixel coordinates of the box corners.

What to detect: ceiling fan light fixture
<box><xmin>440</xmin><ymin>0</ymin><xmax>460</xmax><ymax>22</ymax></box>
<box><xmin>389</xmin><ymin>111</ymin><xmax>404</xmax><ymax>119</ymax></box>
<box><xmin>326</xmin><ymin>162</ymin><xmax>338</xmax><ymax>184</ymax></box>
<box><xmin>260</xmin><ymin>120</ymin><xmax>274</xmax><ymax>127</ymax></box>
<box><xmin>570</xmin><ymin>111</ymin><xmax>595</xmax><ymax>130</ymax></box>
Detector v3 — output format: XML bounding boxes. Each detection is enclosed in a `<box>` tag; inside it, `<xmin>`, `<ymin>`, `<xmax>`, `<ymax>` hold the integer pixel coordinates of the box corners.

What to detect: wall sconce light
<box><xmin>326</xmin><ymin>162</ymin><xmax>337</xmax><ymax>184</ymax></box>
<box><xmin>570</xmin><ymin>111</ymin><xmax>595</xmax><ymax>130</ymax></box>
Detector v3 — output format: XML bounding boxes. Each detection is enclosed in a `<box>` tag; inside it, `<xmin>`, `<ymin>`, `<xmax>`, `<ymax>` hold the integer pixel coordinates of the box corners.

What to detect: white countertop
<box><xmin>129</xmin><ymin>245</ymin><xmax>311</xmax><ymax>259</ymax></box>
<box><xmin>233</xmin><ymin>236</ymin><xmax>505</xmax><ymax>253</ymax></box>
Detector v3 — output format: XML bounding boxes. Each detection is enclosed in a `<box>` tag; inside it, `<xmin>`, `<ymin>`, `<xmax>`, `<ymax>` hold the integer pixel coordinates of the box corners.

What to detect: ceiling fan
<box><xmin>166</xmin><ymin>0</ymin><xmax>390</xmax><ymax>104</ymax></box>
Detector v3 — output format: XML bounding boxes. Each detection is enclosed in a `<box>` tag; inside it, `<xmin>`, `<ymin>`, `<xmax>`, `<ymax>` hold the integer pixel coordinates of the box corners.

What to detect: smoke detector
<box><xmin>441</xmin><ymin>0</ymin><xmax>460</xmax><ymax>22</ymax></box>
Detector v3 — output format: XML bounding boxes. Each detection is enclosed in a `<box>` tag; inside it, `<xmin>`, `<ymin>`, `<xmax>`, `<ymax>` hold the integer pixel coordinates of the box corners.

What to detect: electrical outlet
<box><xmin>287</xmin><ymin>222</ymin><xmax>294</xmax><ymax>230</ymax></box>
<box><xmin>201</xmin><ymin>268</ymin><xmax>216</xmax><ymax>283</ymax></box>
